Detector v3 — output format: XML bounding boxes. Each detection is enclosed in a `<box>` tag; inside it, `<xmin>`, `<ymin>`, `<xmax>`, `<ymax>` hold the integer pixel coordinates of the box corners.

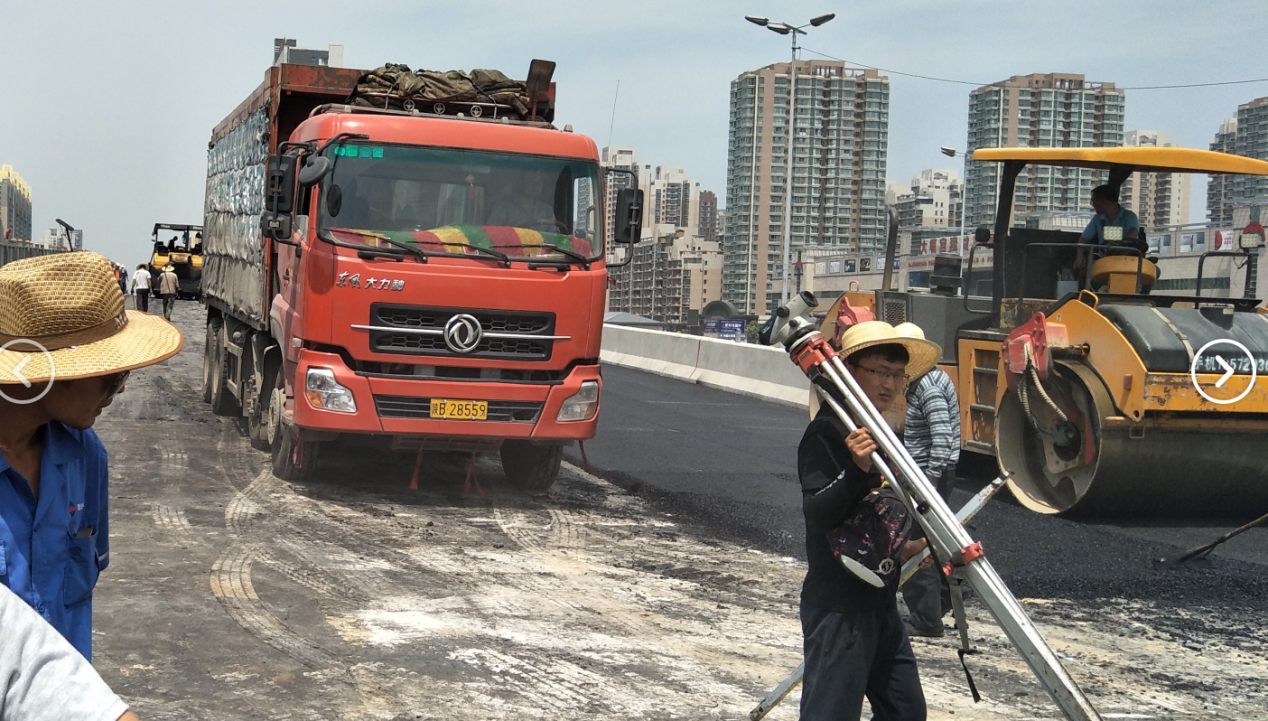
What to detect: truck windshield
<box><xmin>317</xmin><ymin>142</ymin><xmax>603</xmax><ymax>263</ymax></box>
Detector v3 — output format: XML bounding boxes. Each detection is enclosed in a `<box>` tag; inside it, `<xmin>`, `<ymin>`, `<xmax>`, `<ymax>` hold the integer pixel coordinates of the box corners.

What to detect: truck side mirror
<box><xmin>614</xmin><ymin>188</ymin><xmax>643</xmax><ymax>245</ymax></box>
<box><xmin>265</xmin><ymin>154</ymin><xmax>298</xmax><ymax>213</ymax></box>
<box><xmin>298</xmin><ymin>156</ymin><xmax>333</xmax><ymax>187</ymax></box>
<box><xmin>261</xmin><ymin>212</ymin><xmax>293</xmax><ymax>242</ymax></box>
<box><xmin>974</xmin><ymin>226</ymin><xmax>992</xmax><ymax>246</ymax></box>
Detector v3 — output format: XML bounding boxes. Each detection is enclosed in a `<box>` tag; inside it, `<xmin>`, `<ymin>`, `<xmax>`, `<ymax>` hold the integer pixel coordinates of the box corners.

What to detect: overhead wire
<box><xmin>799</xmin><ymin>47</ymin><xmax>1268</xmax><ymax>91</ymax></box>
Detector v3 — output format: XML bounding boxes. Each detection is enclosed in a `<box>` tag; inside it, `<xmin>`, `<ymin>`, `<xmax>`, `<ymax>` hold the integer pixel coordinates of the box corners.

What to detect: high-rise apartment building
<box><xmin>699</xmin><ymin>190</ymin><xmax>718</xmax><ymax>243</ymax></box>
<box><xmin>1208</xmin><ymin>117</ymin><xmax>1239</xmax><ymax>226</ymax></box>
<box><xmin>964</xmin><ymin>73</ymin><xmax>1125</xmax><ymax>230</ymax></box>
<box><xmin>1119</xmin><ymin>130</ymin><xmax>1190</xmax><ymax>229</ymax></box>
<box><xmin>1234</xmin><ymin>97</ymin><xmax>1268</xmax><ymax>204</ymax></box>
<box><xmin>894</xmin><ymin>169</ymin><xmax>960</xmax><ymax>229</ymax></box>
<box><xmin>648</xmin><ymin>166</ymin><xmax>700</xmax><ymax>236</ymax></box>
<box><xmin>724</xmin><ymin>60</ymin><xmax>890</xmax><ymax>314</ymax></box>
<box><xmin>0</xmin><ymin>165</ymin><xmax>32</xmax><ymax>242</ymax></box>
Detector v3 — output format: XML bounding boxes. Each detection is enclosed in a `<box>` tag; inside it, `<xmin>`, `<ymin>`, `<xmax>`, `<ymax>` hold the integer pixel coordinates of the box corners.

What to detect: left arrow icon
<box><xmin>12</xmin><ymin>356</ymin><xmax>32</xmax><ymax>388</ymax></box>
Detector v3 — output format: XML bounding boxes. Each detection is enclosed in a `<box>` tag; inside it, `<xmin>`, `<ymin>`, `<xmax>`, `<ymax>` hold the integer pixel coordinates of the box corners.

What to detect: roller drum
<box><xmin>997</xmin><ymin>361</ymin><xmax>1268</xmax><ymax>517</ymax></box>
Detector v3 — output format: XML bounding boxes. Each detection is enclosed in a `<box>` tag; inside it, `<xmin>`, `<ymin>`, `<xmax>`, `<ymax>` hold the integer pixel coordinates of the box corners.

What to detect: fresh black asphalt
<box><xmin>569</xmin><ymin>364</ymin><xmax>1268</xmax><ymax>611</ymax></box>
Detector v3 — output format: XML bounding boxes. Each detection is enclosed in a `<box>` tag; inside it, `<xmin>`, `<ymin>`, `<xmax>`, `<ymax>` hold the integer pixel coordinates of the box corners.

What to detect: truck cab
<box><xmin>201</xmin><ymin>62</ymin><xmax>641</xmax><ymax>489</ymax></box>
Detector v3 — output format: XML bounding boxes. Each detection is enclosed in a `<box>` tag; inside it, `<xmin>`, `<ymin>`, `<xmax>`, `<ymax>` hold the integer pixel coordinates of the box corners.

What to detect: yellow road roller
<box><xmin>149</xmin><ymin>223</ymin><xmax>204</xmax><ymax>300</ymax></box>
<box><xmin>819</xmin><ymin>147</ymin><xmax>1268</xmax><ymax>517</ymax></box>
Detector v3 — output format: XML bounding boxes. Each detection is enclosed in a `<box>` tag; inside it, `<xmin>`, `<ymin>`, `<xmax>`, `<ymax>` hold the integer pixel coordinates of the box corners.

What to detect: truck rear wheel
<box><xmin>500</xmin><ymin>441</ymin><xmax>563</xmax><ymax>493</ymax></box>
<box><xmin>202</xmin><ymin>318</ymin><xmax>220</xmax><ymax>404</ymax></box>
<box><xmin>209</xmin><ymin>323</ymin><xmax>240</xmax><ymax>416</ymax></box>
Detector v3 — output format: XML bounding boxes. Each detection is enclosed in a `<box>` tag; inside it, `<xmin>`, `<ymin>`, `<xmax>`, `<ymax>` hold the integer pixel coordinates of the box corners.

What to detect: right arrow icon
<box><xmin>1216</xmin><ymin>356</ymin><xmax>1235</xmax><ymax>389</ymax></box>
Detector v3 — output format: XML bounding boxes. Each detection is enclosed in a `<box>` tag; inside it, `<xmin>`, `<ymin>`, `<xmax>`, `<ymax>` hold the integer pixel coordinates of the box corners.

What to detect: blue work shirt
<box><xmin>1081</xmin><ymin>207</ymin><xmax>1141</xmax><ymax>244</ymax></box>
<box><xmin>0</xmin><ymin>422</ymin><xmax>110</xmax><ymax>660</ymax></box>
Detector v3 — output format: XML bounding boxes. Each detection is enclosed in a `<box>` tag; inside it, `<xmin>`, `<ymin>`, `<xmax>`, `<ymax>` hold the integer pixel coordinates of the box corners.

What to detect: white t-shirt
<box><xmin>0</xmin><ymin>582</ymin><xmax>128</xmax><ymax>721</ymax></box>
<box><xmin>130</xmin><ymin>269</ymin><xmax>151</xmax><ymax>292</ymax></box>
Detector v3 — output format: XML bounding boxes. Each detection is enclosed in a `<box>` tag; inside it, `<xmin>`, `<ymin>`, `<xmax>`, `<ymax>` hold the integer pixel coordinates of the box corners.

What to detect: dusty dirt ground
<box><xmin>89</xmin><ymin>303</ymin><xmax>1268</xmax><ymax>719</ymax></box>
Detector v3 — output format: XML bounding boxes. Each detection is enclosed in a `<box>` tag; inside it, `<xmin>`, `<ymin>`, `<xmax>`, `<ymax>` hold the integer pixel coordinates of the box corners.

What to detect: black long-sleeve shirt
<box><xmin>798</xmin><ymin>410</ymin><xmax>895</xmax><ymax>612</ymax></box>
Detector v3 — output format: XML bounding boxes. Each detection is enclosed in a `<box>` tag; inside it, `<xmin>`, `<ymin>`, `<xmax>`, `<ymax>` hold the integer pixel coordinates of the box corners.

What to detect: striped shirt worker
<box><xmin>904</xmin><ymin>368</ymin><xmax>960</xmax><ymax>482</ymax></box>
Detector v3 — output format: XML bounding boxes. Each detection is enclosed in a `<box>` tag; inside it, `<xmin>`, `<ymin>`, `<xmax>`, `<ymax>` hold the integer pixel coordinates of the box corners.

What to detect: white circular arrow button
<box><xmin>0</xmin><ymin>339</ymin><xmax>56</xmax><ymax>405</ymax></box>
<box><xmin>1190</xmin><ymin>339</ymin><xmax>1257</xmax><ymax>405</ymax></box>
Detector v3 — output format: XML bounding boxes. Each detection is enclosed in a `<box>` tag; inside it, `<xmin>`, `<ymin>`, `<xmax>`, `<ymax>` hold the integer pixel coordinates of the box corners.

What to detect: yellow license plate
<box><xmin>429</xmin><ymin>398</ymin><xmax>488</xmax><ymax>420</ymax></box>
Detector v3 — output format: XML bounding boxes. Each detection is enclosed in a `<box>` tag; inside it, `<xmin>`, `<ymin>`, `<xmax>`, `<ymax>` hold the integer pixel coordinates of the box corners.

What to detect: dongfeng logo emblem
<box><xmin>444</xmin><ymin>314</ymin><xmax>483</xmax><ymax>354</ymax></box>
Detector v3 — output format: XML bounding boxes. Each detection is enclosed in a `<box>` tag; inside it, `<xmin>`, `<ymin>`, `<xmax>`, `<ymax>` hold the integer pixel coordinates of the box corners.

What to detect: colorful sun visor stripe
<box><xmin>336</xmin><ymin>225</ymin><xmax>593</xmax><ymax>259</ymax></box>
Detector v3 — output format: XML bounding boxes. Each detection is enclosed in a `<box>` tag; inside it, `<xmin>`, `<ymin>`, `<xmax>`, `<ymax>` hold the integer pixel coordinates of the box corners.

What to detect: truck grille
<box><xmin>374</xmin><ymin>396</ymin><xmax>543</xmax><ymax>423</ymax></box>
<box><xmin>365</xmin><ymin>304</ymin><xmax>558</xmax><ymax>360</ymax></box>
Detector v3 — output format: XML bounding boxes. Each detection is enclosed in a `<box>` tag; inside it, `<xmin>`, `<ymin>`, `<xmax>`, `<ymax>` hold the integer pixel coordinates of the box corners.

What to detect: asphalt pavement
<box><xmin>82</xmin><ymin>303</ymin><xmax>1268</xmax><ymax>719</ymax></box>
<box><xmin>570</xmin><ymin>364</ymin><xmax>1268</xmax><ymax>605</ymax></box>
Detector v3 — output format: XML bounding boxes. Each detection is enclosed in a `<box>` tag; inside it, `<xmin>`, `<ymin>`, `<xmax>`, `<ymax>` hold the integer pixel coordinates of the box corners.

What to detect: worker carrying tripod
<box><xmin>796</xmin><ymin>320</ymin><xmax>942</xmax><ymax>721</ymax></box>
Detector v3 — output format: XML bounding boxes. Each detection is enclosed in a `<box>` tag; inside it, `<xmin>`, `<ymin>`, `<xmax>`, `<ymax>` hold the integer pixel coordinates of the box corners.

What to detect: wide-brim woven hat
<box><xmin>0</xmin><ymin>252</ymin><xmax>184</xmax><ymax>384</ymax></box>
<box><xmin>838</xmin><ymin>320</ymin><xmax>942</xmax><ymax>381</ymax></box>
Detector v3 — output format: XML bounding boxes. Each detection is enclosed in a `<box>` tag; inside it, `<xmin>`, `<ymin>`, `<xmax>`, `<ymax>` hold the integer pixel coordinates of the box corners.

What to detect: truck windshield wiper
<box><xmin>322</xmin><ymin>228</ymin><xmax>431</xmax><ymax>263</ymax></box>
<box><xmin>512</xmin><ymin>243</ymin><xmax>591</xmax><ymax>269</ymax></box>
<box><xmin>448</xmin><ymin>243</ymin><xmax>511</xmax><ymax>267</ymax></box>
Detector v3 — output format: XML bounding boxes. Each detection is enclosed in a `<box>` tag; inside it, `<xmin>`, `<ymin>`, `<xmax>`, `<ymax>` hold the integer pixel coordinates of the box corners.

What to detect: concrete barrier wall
<box><xmin>600</xmin><ymin>324</ymin><xmax>811</xmax><ymax>407</ymax></box>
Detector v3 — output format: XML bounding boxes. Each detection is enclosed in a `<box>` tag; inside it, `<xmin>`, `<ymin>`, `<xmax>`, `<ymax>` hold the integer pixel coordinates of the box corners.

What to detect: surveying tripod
<box><xmin>761</xmin><ymin>292</ymin><xmax>1101</xmax><ymax>721</ymax></box>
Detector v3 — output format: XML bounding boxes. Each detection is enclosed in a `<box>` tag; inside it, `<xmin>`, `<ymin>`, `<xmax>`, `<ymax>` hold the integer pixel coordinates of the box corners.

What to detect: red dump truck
<box><xmin>200</xmin><ymin>61</ymin><xmax>640</xmax><ymax>487</ymax></box>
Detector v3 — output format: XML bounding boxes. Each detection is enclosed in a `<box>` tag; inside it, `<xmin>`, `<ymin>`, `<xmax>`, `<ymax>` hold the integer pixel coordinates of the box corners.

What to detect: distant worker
<box><xmin>130</xmin><ymin>264</ymin><xmax>151</xmax><ymax>313</ymax></box>
<box><xmin>487</xmin><ymin>173</ymin><xmax>557</xmax><ymax>231</ymax></box>
<box><xmin>117</xmin><ymin>266</ymin><xmax>128</xmax><ymax>297</ymax></box>
<box><xmin>894</xmin><ymin>322</ymin><xmax>960</xmax><ymax>638</ymax></box>
<box><xmin>158</xmin><ymin>264</ymin><xmax>179</xmax><ymax>320</ymax></box>
<box><xmin>1073</xmin><ymin>184</ymin><xmax>1140</xmax><ymax>273</ymax></box>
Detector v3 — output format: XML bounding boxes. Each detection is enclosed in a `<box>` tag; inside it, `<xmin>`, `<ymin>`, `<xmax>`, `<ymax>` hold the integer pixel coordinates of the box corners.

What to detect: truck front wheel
<box><xmin>267</xmin><ymin>367</ymin><xmax>317</xmax><ymax>481</ymax></box>
<box><xmin>500</xmin><ymin>441</ymin><xmax>563</xmax><ymax>493</ymax></box>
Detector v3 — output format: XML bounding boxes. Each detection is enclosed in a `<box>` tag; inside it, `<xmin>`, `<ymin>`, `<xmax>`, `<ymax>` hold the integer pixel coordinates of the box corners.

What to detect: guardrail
<box><xmin>0</xmin><ymin>241</ymin><xmax>61</xmax><ymax>268</ymax></box>
<box><xmin>600</xmin><ymin>324</ymin><xmax>811</xmax><ymax>407</ymax></box>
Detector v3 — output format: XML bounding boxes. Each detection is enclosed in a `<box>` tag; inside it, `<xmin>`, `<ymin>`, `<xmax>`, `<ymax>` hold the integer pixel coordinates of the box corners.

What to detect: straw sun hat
<box><xmin>0</xmin><ymin>252</ymin><xmax>184</xmax><ymax>384</ymax></box>
<box><xmin>838</xmin><ymin>321</ymin><xmax>942</xmax><ymax>382</ymax></box>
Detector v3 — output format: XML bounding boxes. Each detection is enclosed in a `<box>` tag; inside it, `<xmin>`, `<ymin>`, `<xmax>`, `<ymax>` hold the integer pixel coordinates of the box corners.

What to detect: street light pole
<box><xmin>746</xmin><ymin>13</ymin><xmax>835</xmax><ymax>310</ymax></box>
<box><xmin>941</xmin><ymin>147</ymin><xmax>972</xmax><ymax>247</ymax></box>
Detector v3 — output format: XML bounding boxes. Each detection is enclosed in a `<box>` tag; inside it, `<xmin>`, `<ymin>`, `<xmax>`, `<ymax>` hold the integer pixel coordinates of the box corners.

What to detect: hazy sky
<box><xmin>4</xmin><ymin>0</ymin><xmax>1267</xmax><ymax>267</ymax></box>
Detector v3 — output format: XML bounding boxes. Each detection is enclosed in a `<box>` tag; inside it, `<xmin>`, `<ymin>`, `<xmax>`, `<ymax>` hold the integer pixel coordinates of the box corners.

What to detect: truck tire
<box><xmin>246</xmin><ymin>364</ymin><xmax>270</xmax><ymax>451</ymax></box>
<box><xmin>209</xmin><ymin>324</ymin><xmax>240</xmax><ymax>417</ymax></box>
<box><xmin>202</xmin><ymin>318</ymin><xmax>220</xmax><ymax>404</ymax></box>
<box><xmin>267</xmin><ymin>367</ymin><xmax>317</xmax><ymax>481</ymax></box>
<box><xmin>500</xmin><ymin>441</ymin><xmax>563</xmax><ymax>493</ymax></box>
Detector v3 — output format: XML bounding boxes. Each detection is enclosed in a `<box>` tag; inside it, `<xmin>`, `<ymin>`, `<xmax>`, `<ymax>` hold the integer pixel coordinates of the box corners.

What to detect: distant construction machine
<box><xmin>820</xmin><ymin>147</ymin><xmax>1268</xmax><ymax>517</ymax></box>
<box><xmin>149</xmin><ymin>223</ymin><xmax>203</xmax><ymax>300</ymax></box>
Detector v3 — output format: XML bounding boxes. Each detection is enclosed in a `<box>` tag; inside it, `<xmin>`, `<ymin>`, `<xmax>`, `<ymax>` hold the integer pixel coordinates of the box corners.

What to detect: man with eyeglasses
<box><xmin>797</xmin><ymin>321</ymin><xmax>941</xmax><ymax>721</ymax></box>
<box><xmin>0</xmin><ymin>252</ymin><xmax>182</xmax><ymax>661</ymax></box>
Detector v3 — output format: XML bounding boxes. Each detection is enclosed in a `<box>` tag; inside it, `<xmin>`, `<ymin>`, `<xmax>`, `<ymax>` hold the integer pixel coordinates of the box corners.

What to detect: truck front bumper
<box><xmin>291</xmin><ymin>349</ymin><xmax>601</xmax><ymax>442</ymax></box>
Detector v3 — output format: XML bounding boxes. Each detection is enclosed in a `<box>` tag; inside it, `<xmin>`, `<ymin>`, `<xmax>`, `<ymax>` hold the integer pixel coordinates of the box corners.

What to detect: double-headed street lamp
<box><xmin>746</xmin><ymin>12</ymin><xmax>835</xmax><ymax>309</ymax></box>
<box><xmin>940</xmin><ymin>146</ymin><xmax>972</xmax><ymax>247</ymax></box>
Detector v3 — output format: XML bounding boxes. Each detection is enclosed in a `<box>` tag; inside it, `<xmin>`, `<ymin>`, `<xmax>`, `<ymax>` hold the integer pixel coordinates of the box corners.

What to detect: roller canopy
<box><xmin>973</xmin><ymin>147</ymin><xmax>1268</xmax><ymax>176</ymax></box>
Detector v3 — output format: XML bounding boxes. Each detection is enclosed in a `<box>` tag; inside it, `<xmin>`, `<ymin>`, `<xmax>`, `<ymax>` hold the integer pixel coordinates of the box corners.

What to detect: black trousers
<box><xmin>135</xmin><ymin>289</ymin><xmax>149</xmax><ymax>313</ymax></box>
<box><xmin>800</xmin><ymin>600</ymin><xmax>926</xmax><ymax>721</ymax></box>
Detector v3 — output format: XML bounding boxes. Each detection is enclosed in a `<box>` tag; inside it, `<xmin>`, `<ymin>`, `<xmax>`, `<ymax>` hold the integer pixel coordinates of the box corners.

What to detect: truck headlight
<box><xmin>305</xmin><ymin>367</ymin><xmax>357</xmax><ymax>413</ymax></box>
<box><xmin>556</xmin><ymin>380</ymin><xmax>599</xmax><ymax>422</ymax></box>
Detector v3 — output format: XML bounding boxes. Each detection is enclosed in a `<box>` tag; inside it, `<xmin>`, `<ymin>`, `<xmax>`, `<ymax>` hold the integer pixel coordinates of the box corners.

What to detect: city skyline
<box><xmin>4</xmin><ymin>0</ymin><xmax>1267</xmax><ymax>268</ymax></box>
